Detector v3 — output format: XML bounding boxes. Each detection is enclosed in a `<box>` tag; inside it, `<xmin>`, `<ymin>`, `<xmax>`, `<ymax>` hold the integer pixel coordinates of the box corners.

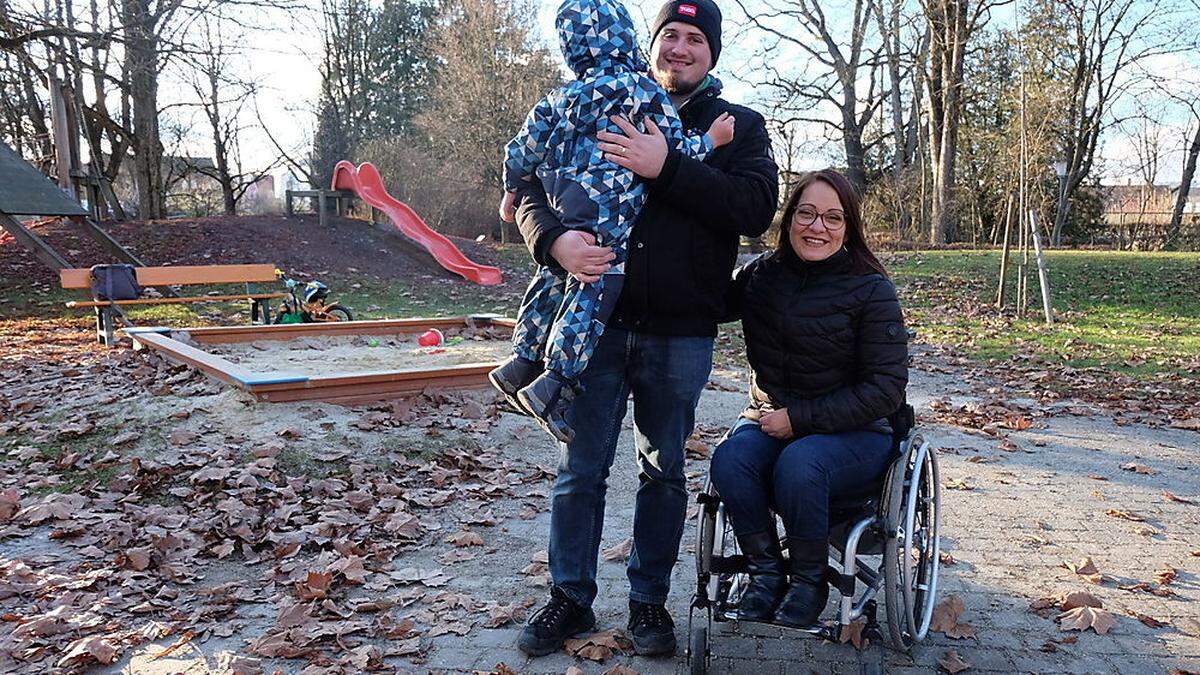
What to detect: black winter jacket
<box><xmin>515</xmin><ymin>76</ymin><xmax>779</xmax><ymax>337</ymax></box>
<box><xmin>728</xmin><ymin>247</ymin><xmax>909</xmax><ymax>437</ymax></box>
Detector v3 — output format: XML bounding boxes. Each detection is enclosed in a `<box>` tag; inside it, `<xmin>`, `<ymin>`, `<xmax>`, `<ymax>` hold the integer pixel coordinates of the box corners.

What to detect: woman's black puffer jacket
<box><xmin>727</xmin><ymin>246</ymin><xmax>909</xmax><ymax>436</ymax></box>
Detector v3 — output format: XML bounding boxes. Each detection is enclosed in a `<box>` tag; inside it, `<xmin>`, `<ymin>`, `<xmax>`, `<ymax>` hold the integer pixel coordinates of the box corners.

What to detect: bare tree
<box><xmin>1166</xmin><ymin>87</ymin><xmax>1200</xmax><ymax>247</ymax></box>
<box><xmin>179</xmin><ymin>17</ymin><xmax>280</xmax><ymax>215</ymax></box>
<box><xmin>921</xmin><ymin>0</ymin><xmax>1011</xmax><ymax>244</ymax></box>
<box><xmin>732</xmin><ymin>0</ymin><xmax>886</xmax><ymax>192</ymax></box>
<box><xmin>1048</xmin><ymin>0</ymin><xmax>1184</xmax><ymax>245</ymax></box>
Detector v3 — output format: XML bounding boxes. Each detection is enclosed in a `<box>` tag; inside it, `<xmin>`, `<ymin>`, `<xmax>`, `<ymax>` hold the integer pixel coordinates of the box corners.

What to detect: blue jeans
<box><xmin>710</xmin><ymin>421</ymin><xmax>895</xmax><ymax>540</ymax></box>
<box><xmin>549</xmin><ymin>326</ymin><xmax>714</xmax><ymax>607</ymax></box>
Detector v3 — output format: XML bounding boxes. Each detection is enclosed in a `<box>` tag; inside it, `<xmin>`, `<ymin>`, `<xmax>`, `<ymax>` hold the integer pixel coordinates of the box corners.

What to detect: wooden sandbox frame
<box><xmin>121</xmin><ymin>316</ymin><xmax>515</xmax><ymax>405</ymax></box>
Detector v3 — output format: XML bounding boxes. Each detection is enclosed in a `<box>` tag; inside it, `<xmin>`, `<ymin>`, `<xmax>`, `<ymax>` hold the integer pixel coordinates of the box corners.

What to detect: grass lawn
<box><xmin>6</xmin><ymin>246</ymin><xmax>1196</xmax><ymax>387</ymax></box>
<box><xmin>888</xmin><ymin>250</ymin><xmax>1200</xmax><ymax>382</ymax></box>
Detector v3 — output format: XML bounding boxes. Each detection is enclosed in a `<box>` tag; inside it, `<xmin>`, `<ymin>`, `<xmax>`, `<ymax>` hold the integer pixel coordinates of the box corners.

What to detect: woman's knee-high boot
<box><xmin>734</xmin><ymin>531</ymin><xmax>787</xmax><ymax>622</ymax></box>
<box><xmin>773</xmin><ymin>537</ymin><xmax>829</xmax><ymax>628</ymax></box>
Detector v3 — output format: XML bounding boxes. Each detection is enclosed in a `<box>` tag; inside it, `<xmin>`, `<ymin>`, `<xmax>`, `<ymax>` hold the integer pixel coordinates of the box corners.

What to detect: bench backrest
<box><xmin>60</xmin><ymin>264</ymin><xmax>278</xmax><ymax>289</ymax></box>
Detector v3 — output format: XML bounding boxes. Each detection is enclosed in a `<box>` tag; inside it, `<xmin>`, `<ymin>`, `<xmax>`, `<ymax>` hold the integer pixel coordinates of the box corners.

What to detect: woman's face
<box><xmin>788</xmin><ymin>180</ymin><xmax>846</xmax><ymax>262</ymax></box>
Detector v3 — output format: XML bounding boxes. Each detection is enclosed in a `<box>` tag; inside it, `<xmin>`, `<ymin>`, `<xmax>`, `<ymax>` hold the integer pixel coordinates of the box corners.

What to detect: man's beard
<box><xmin>653</xmin><ymin>67</ymin><xmax>703</xmax><ymax>96</ymax></box>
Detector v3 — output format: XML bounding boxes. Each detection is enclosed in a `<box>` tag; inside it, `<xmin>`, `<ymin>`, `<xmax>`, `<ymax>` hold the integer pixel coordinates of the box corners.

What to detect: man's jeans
<box><xmin>710</xmin><ymin>421</ymin><xmax>895</xmax><ymax>540</ymax></box>
<box><xmin>548</xmin><ymin>326</ymin><xmax>714</xmax><ymax>608</ymax></box>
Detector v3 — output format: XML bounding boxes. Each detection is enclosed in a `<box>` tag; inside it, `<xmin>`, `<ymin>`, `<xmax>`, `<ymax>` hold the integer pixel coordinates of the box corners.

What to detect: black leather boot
<box><xmin>735</xmin><ymin>531</ymin><xmax>787</xmax><ymax>622</ymax></box>
<box><xmin>773</xmin><ymin>537</ymin><xmax>830</xmax><ymax>628</ymax></box>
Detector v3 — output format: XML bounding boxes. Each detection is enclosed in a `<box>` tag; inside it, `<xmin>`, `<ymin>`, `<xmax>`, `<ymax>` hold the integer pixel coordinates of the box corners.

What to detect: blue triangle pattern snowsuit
<box><xmin>503</xmin><ymin>0</ymin><xmax>715</xmax><ymax>381</ymax></box>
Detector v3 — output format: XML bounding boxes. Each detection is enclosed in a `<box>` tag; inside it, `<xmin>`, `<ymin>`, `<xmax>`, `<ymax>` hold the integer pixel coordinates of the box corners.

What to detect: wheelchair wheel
<box><xmin>882</xmin><ymin>433</ymin><xmax>940</xmax><ymax>651</ymax></box>
<box><xmin>688</xmin><ymin>625</ymin><xmax>709</xmax><ymax>675</ymax></box>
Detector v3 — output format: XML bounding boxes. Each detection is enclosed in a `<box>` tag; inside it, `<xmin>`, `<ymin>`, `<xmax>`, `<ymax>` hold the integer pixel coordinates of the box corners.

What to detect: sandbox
<box><xmin>122</xmin><ymin>316</ymin><xmax>514</xmax><ymax>405</ymax></box>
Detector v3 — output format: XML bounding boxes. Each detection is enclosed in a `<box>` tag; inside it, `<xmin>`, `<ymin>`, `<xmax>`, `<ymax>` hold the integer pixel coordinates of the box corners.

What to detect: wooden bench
<box><xmin>60</xmin><ymin>263</ymin><xmax>288</xmax><ymax>345</ymax></box>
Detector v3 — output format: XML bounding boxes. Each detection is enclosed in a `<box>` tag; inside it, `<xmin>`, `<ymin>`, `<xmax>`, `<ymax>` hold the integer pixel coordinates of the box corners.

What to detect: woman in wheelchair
<box><xmin>711</xmin><ymin>168</ymin><xmax>908</xmax><ymax>629</ymax></box>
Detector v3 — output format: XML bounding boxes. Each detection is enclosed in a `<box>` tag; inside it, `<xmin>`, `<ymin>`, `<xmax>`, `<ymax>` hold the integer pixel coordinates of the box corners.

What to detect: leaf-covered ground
<box><xmin>1</xmin><ymin>222</ymin><xmax>1198</xmax><ymax>672</ymax></box>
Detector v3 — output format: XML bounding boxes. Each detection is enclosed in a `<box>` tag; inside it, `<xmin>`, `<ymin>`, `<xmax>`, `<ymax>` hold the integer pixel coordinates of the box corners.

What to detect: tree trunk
<box><xmin>121</xmin><ymin>0</ymin><xmax>164</xmax><ymax>219</ymax></box>
<box><xmin>1167</xmin><ymin>122</ymin><xmax>1200</xmax><ymax>247</ymax></box>
<box><xmin>924</xmin><ymin>0</ymin><xmax>970</xmax><ymax>245</ymax></box>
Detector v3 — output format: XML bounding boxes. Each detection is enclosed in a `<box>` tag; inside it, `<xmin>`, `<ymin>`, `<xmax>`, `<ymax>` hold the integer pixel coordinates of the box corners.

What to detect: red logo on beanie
<box><xmin>678</xmin><ymin>3</ymin><xmax>698</xmax><ymax>16</ymax></box>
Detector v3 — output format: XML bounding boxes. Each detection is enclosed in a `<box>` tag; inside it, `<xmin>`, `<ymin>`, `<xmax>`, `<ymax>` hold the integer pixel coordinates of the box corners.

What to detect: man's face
<box><xmin>650</xmin><ymin>21</ymin><xmax>712</xmax><ymax>95</ymax></box>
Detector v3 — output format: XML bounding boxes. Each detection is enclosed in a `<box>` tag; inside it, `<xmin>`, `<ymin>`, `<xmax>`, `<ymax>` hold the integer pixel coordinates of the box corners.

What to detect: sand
<box><xmin>200</xmin><ymin>333</ymin><xmax>511</xmax><ymax>376</ymax></box>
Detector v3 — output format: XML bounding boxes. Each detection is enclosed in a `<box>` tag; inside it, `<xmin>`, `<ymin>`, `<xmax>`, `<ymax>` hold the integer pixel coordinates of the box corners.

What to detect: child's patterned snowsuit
<box><xmin>503</xmin><ymin>0</ymin><xmax>713</xmax><ymax>383</ymax></box>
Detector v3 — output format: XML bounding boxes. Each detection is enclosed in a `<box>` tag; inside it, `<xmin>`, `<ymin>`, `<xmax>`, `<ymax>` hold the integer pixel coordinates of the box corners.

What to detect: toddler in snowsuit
<box><xmin>488</xmin><ymin>0</ymin><xmax>735</xmax><ymax>443</ymax></box>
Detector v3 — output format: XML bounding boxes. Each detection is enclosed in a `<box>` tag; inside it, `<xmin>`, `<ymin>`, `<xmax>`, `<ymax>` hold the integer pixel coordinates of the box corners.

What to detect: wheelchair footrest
<box><xmin>710</xmin><ymin>555</ymin><xmax>748</xmax><ymax>575</ymax></box>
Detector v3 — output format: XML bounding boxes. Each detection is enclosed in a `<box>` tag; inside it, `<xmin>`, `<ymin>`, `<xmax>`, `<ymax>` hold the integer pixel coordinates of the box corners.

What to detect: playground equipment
<box><xmin>0</xmin><ymin>141</ymin><xmax>144</xmax><ymax>273</ymax></box>
<box><xmin>123</xmin><ymin>316</ymin><xmax>514</xmax><ymax>404</ymax></box>
<box><xmin>331</xmin><ymin>161</ymin><xmax>503</xmax><ymax>286</ymax></box>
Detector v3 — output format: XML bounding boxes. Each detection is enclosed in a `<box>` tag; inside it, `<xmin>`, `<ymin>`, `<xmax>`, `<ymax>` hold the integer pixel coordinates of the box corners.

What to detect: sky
<box><xmin>157</xmin><ymin>0</ymin><xmax>1199</xmax><ymax>189</ymax></box>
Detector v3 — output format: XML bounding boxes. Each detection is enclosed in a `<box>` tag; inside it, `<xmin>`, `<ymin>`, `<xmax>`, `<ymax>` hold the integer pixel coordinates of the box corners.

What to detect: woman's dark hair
<box><xmin>775</xmin><ymin>169</ymin><xmax>887</xmax><ymax>277</ymax></box>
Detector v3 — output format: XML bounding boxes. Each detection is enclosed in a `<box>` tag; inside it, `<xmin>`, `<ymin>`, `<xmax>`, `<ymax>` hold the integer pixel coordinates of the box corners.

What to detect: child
<box><xmin>488</xmin><ymin>0</ymin><xmax>735</xmax><ymax>443</ymax></box>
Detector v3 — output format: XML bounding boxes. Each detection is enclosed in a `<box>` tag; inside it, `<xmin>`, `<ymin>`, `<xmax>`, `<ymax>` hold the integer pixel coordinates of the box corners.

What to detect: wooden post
<box><xmin>318</xmin><ymin>192</ymin><xmax>328</xmax><ymax>229</ymax></box>
<box><xmin>1017</xmin><ymin>208</ymin><xmax>1028</xmax><ymax>317</ymax></box>
<box><xmin>1028</xmin><ymin>210</ymin><xmax>1054</xmax><ymax>324</ymax></box>
<box><xmin>285</xmin><ymin>191</ymin><xmax>294</xmax><ymax>216</ymax></box>
<box><xmin>996</xmin><ymin>197</ymin><xmax>1013</xmax><ymax>308</ymax></box>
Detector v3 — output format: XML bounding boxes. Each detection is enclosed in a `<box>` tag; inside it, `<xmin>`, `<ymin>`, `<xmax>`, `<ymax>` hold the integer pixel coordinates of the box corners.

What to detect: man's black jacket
<box><xmin>515</xmin><ymin>77</ymin><xmax>779</xmax><ymax>337</ymax></box>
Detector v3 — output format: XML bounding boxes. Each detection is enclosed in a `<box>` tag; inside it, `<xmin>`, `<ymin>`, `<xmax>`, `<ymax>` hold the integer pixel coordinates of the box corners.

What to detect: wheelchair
<box><xmin>686</xmin><ymin>405</ymin><xmax>941</xmax><ymax>673</ymax></box>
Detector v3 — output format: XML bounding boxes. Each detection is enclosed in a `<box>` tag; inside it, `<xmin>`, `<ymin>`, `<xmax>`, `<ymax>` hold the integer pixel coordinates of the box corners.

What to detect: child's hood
<box><xmin>555</xmin><ymin>0</ymin><xmax>647</xmax><ymax>78</ymax></box>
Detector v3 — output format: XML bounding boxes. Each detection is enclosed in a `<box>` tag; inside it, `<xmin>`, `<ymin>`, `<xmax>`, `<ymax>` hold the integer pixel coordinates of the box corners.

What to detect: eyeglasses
<box><xmin>791</xmin><ymin>204</ymin><xmax>846</xmax><ymax>231</ymax></box>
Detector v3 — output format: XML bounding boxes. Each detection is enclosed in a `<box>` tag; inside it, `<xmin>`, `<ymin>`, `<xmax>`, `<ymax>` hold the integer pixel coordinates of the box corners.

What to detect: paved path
<box><xmin>8</xmin><ymin>351</ymin><xmax>1196</xmax><ymax>674</ymax></box>
<box><xmin>408</xmin><ymin>359</ymin><xmax>1200</xmax><ymax>674</ymax></box>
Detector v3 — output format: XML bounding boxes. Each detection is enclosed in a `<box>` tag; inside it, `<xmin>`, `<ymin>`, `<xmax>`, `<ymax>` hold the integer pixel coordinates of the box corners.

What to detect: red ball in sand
<box><xmin>417</xmin><ymin>328</ymin><xmax>443</xmax><ymax>347</ymax></box>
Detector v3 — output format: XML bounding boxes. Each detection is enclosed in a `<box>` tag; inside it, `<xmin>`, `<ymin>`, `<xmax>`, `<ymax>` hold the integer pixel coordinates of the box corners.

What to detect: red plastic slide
<box><xmin>332</xmin><ymin>161</ymin><xmax>503</xmax><ymax>286</ymax></box>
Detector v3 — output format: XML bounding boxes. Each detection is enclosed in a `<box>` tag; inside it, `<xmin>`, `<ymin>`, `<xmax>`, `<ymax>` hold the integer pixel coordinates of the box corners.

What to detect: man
<box><xmin>515</xmin><ymin>0</ymin><xmax>779</xmax><ymax>657</ymax></box>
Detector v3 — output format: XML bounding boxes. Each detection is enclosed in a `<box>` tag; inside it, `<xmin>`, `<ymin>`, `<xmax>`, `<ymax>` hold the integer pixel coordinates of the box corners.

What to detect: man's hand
<box><xmin>549</xmin><ymin>230</ymin><xmax>615</xmax><ymax>283</ymax></box>
<box><xmin>760</xmin><ymin>409</ymin><xmax>794</xmax><ymax>440</ymax></box>
<box><xmin>597</xmin><ymin>115</ymin><xmax>669</xmax><ymax>179</ymax></box>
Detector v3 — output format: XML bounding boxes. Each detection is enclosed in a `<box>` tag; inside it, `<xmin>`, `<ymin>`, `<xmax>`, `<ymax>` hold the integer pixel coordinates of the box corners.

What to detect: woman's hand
<box><xmin>597</xmin><ymin>115</ymin><xmax>669</xmax><ymax>179</ymax></box>
<box><xmin>498</xmin><ymin>191</ymin><xmax>517</xmax><ymax>223</ymax></box>
<box><xmin>760</xmin><ymin>409</ymin><xmax>794</xmax><ymax>440</ymax></box>
<box><xmin>549</xmin><ymin>230</ymin><xmax>615</xmax><ymax>283</ymax></box>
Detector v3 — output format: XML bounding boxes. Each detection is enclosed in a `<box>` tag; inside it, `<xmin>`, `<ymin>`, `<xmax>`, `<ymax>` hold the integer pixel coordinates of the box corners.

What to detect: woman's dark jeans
<box><xmin>710</xmin><ymin>420</ymin><xmax>895</xmax><ymax>540</ymax></box>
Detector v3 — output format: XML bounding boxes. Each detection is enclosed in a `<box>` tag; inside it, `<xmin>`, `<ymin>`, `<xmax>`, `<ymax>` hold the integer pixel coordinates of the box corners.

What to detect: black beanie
<box><xmin>650</xmin><ymin>0</ymin><xmax>722</xmax><ymax>66</ymax></box>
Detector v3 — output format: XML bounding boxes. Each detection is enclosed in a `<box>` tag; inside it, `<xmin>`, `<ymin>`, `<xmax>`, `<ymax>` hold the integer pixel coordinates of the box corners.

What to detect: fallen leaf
<box><xmin>930</xmin><ymin>595</ymin><xmax>977</xmax><ymax>639</ymax></box>
<box><xmin>1062</xmin><ymin>557</ymin><xmax>1099</xmax><ymax>576</ymax></box>
<box><xmin>445</xmin><ymin>531</ymin><xmax>484</xmax><ymax>547</ymax></box>
<box><xmin>1104</xmin><ymin>509</ymin><xmax>1144</xmax><ymax>522</ymax></box>
<box><xmin>602</xmin><ymin>666</ymin><xmax>640</xmax><ymax>675</ymax></box>
<box><xmin>56</xmin><ymin>635</ymin><xmax>119</xmax><ymax>667</ymax></box>
<box><xmin>0</xmin><ymin>488</ymin><xmax>19</xmax><ymax>522</ymax></box>
<box><xmin>838</xmin><ymin>618</ymin><xmax>869</xmax><ymax>650</ymax></box>
<box><xmin>1127</xmin><ymin>611</ymin><xmax>1167</xmax><ymax>628</ymax></box>
<box><xmin>1060</xmin><ymin>591</ymin><xmax>1103</xmax><ymax>611</ymax></box>
<box><xmin>296</xmin><ymin>571</ymin><xmax>334</xmax><ymax>600</ymax></box>
<box><xmin>1086</xmin><ymin>473</ymin><xmax>1109</xmax><ymax>481</ymax></box>
<box><xmin>1153</xmin><ymin>566</ymin><xmax>1177</xmax><ymax>586</ymax></box>
<box><xmin>168</xmin><ymin>429</ymin><xmax>199</xmax><ymax>446</ymax></box>
<box><xmin>1058</xmin><ymin>606</ymin><xmax>1117</xmax><ymax>634</ymax></box>
<box><xmin>1120</xmin><ymin>462</ymin><xmax>1156</xmax><ymax>475</ymax></box>
<box><xmin>938</xmin><ymin>649</ymin><xmax>971</xmax><ymax>673</ymax></box>
<box><xmin>1163</xmin><ymin>491</ymin><xmax>1196</xmax><ymax>505</ymax></box>
<box><xmin>603</xmin><ymin>538</ymin><xmax>633</xmax><ymax>562</ymax></box>
<box><xmin>564</xmin><ymin>629</ymin><xmax>631</xmax><ymax>662</ymax></box>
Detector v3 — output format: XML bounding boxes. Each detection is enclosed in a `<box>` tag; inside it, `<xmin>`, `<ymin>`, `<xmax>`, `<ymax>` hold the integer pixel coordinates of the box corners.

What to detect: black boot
<box><xmin>488</xmin><ymin>356</ymin><xmax>542</xmax><ymax>415</ymax></box>
<box><xmin>735</xmin><ymin>531</ymin><xmax>787</xmax><ymax>622</ymax></box>
<box><xmin>773</xmin><ymin>537</ymin><xmax>830</xmax><ymax>629</ymax></box>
